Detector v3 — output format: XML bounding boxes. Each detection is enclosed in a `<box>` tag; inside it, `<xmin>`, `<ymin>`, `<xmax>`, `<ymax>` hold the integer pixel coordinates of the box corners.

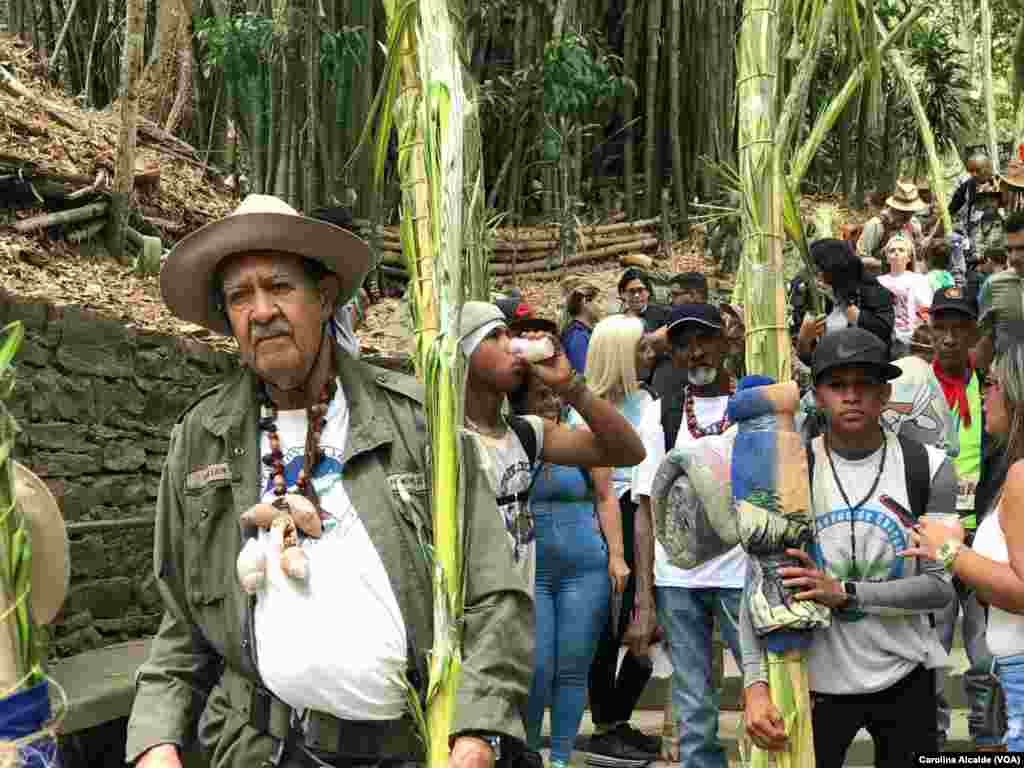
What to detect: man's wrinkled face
<box><xmin>621</xmin><ymin>279</ymin><xmax>649</xmax><ymax>315</ymax></box>
<box><xmin>220</xmin><ymin>251</ymin><xmax>336</xmax><ymax>391</ymax></box>
<box><xmin>671</xmin><ymin>326</ymin><xmax>726</xmax><ymax>385</ymax></box>
<box><xmin>814</xmin><ymin>367</ymin><xmax>891</xmax><ymax>437</ymax></box>
<box><xmin>931</xmin><ymin>311</ymin><xmax>976</xmax><ymax>374</ymax></box>
<box><xmin>1008</xmin><ymin>230</ymin><xmax>1024</xmax><ymax>272</ymax></box>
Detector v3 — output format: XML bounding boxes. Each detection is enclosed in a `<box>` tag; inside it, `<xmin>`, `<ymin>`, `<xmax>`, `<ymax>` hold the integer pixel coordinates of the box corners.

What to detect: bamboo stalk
<box><xmin>982</xmin><ymin>0</ymin><xmax>999</xmax><ymax>174</ymax></box>
<box><xmin>12</xmin><ymin>202</ymin><xmax>109</xmax><ymax>233</ymax></box>
<box><xmin>877</xmin><ymin>13</ymin><xmax>952</xmax><ymax>234</ymax></box>
<box><xmin>788</xmin><ymin>2</ymin><xmax>928</xmax><ymax>188</ymax></box>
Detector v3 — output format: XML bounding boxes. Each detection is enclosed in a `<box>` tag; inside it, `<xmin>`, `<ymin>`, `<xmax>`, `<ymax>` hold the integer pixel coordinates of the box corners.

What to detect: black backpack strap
<box><xmin>508</xmin><ymin>415</ymin><xmax>539</xmax><ymax>467</ymax></box>
<box><xmin>661</xmin><ymin>392</ymin><xmax>684</xmax><ymax>452</ymax></box>
<box><xmin>897</xmin><ymin>434</ymin><xmax>931</xmax><ymax>520</ymax></box>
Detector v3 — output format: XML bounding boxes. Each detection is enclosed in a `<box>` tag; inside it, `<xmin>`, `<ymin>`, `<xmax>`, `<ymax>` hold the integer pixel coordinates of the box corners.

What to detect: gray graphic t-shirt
<box><xmin>472</xmin><ymin>415</ymin><xmax>545</xmax><ymax>590</ymax></box>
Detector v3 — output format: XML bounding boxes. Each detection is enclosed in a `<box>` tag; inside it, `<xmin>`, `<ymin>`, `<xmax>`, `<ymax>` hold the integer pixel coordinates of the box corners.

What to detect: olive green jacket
<box><xmin>125</xmin><ymin>356</ymin><xmax>533</xmax><ymax>766</ymax></box>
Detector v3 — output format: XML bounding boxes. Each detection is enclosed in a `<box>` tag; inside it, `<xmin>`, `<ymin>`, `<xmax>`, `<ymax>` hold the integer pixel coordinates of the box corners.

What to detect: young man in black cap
<box><xmin>631</xmin><ymin>303</ymin><xmax>745</xmax><ymax>768</ymax></box>
<box><xmin>742</xmin><ymin>327</ymin><xmax>956</xmax><ymax>768</ymax></box>
<box><xmin>929</xmin><ymin>286</ymin><xmax>1003</xmax><ymax>750</ymax></box>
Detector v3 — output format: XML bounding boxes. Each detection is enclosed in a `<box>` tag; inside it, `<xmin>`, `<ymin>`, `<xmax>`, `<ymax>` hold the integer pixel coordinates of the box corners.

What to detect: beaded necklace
<box><xmin>259</xmin><ymin>378</ymin><xmax>337</xmax><ymax>532</ymax></box>
<box><xmin>683</xmin><ymin>378</ymin><xmax>736</xmax><ymax>439</ymax></box>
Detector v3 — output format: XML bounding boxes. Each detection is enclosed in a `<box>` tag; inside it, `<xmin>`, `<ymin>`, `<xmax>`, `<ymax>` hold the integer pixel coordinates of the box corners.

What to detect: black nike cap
<box><xmin>812</xmin><ymin>327</ymin><xmax>903</xmax><ymax>383</ymax></box>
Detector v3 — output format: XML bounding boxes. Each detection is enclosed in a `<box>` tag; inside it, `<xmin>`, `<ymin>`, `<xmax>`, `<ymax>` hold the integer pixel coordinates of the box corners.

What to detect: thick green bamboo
<box><xmin>737</xmin><ymin>2</ymin><xmax>815</xmax><ymax>766</ymax></box>
<box><xmin>379</xmin><ymin>0</ymin><xmax>478</xmax><ymax>763</ymax></box>
<box><xmin>738</xmin><ymin>0</ymin><xmax>789</xmax><ymax>384</ymax></box>
<box><xmin>622</xmin><ymin>0</ymin><xmax>637</xmax><ymax>218</ymax></box>
<box><xmin>876</xmin><ymin>13</ymin><xmax>952</xmax><ymax>234</ymax></box>
<box><xmin>668</xmin><ymin>0</ymin><xmax>685</xmax><ymax>222</ymax></box>
<box><xmin>788</xmin><ymin>3</ymin><xmax>928</xmax><ymax>188</ymax></box>
<box><xmin>644</xmin><ymin>0</ymin><xmax>662</xmax><ymax>218</ymax></box>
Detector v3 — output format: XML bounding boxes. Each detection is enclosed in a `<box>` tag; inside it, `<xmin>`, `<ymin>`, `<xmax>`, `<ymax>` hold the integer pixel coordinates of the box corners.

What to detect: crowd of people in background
<box><xmin>449</xmin><ymin>158</ymin><xmax>1024</xmax><ymax>768</ymax></box>
<box><xmin>133</xmin><ymin>158</ymin><xmax>1024</xmax><ymax>768</ymax></box>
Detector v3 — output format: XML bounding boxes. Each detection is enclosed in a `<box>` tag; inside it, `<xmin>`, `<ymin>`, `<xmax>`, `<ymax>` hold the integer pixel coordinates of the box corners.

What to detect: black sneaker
<box><xmin>614</xmin><ymin>723</ymin><xmax>661</xmax><ymax>756</ymax></box>
<box><xmin>585</xmin><ymin>730</ymin><xmax>651</xmax><ymax>767</ymax></box>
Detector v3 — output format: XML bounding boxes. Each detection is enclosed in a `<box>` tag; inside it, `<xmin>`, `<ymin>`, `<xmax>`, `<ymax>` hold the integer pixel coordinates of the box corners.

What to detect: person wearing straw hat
<box><xmin>125</xmin><ymin>195</ymin><xmax>533</xmax><ymax>768</ymax></box>
<box><xmin>0</xmin><ymin>463</ymin><xmax>70</xmax><ymax>768</ymax></box>
<box><xmin>857</xmin><ymin>182</ymin><xmax>927</xmax><ymax>264</ymax></box>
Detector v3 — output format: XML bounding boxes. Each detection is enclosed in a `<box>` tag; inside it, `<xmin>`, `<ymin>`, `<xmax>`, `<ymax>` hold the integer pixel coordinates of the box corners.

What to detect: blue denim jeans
<box><xmin>935</xmin><ymin>579</ymin><xmax>1001</xmax><ymax>746</ymax></box>
<box><xmin>996</xmin><ymin>653</ymin><xmax>1024</xmax><ymax>751</ymax></box>
<box><xmin>525</xmin><ymin>487</ymin><xmax>610</xmax><ymax>763</ymax></box>
<box><xmin>657</xmin><ymin>586</ymin><xmax>743</xmax><ymax>768</ymax></box>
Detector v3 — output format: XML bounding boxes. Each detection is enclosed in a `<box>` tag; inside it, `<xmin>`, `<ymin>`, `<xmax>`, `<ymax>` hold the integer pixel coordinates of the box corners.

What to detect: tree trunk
<box><xmin>622</xmin><ymin>0</ymin><xmax>636</xmax><ymax>218</ymax></box>
<box><xmin>38</xmin><ymin>0</ymin><xmax>56</xmax><ymax>69</ymax></box>
<box><xmin>837</xmin><ymin>60</ymin><xmax>852</xmax><ymax>198</ymax></box>
<box><xmin>668</xmin><ymin>0</ymin><xmax>685</xmax><ymax>227</ymax></box>
<box><xmin>108</xmin><ymin>0</ymin><xmax>147</xmax><ymax>265</ymax></box>
<box><xmin>305</xmin><ymin>0</ymin><xmax>319</xmax><ymax>211</ymax></box>
<box><xmin>84</xmin><ymin>0</ymin><xmax>105</xmax><ymax>106</ymax></box>
<box><xmin>48</xmin><ymin>0</ymin><xmax>81</xmax><ymax>76</ymax></box>
<box><xmin>981</xmin><ymin>0</ymin><xmax>998</xmax><ymax>172</ymax></box>
<box><xmin>644</xmin><ymin>0</ymin><xmax>662</xmax><ymax>218</ymax></box>
<box><xmin>853</xmin><ymin>84</ymin><xmax>870</xmax><ymax>209</ymax></box>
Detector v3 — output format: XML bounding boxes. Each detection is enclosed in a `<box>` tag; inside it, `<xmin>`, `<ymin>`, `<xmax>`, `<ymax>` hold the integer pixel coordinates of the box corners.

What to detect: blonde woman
<box><xmin>582</xmin><ymin>315</ymin><xmax>664</xmax><ymax>763</ymax></box>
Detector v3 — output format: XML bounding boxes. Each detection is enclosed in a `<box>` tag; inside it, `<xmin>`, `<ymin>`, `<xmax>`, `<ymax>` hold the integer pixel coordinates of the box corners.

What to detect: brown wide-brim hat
<box><xmin>886</xmin><ymin>181</ymin><xmax>928</xmax><ymax>212</ymax></box>
<box><xmin>160</xmin><ymin>194</ymin><xmax>373</xmax><ymax>336</ymax></box>
<box><xmin>12</xmin><ymin>462</ymin><xmax>68</xmax><ymax>626</ymax></box>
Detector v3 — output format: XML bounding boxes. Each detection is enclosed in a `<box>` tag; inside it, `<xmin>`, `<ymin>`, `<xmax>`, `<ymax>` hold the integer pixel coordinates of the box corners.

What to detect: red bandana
<box><xmin>932</xmin><ymin>357</ymin><xmax>972</xmax><ymax>428</ymax></box>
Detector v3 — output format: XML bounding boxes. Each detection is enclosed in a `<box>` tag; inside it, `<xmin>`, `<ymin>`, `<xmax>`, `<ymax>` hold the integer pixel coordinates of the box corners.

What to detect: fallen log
<box><xmin>489</xmin><ymin>237</ymin><xmax>659</xmax><ymax>276</ymax></box>
<box><xmin>0</xmin><ymin>65</ymin><xmax>84</xmax><ymax>132</ymax></box>
<box><xmin>491</xmin><ymin>230</ymin><xmax>660</xmax><ymax>261</ymax></box>
<box><xmin>12</xmin><ymin>201</ymin><xmax>108</xmax><ymax>233</ymax></box>
<box><xmin>66</xmin><ymin>219</ymin><xmax>105</xmax><ymax>243</ymax></box>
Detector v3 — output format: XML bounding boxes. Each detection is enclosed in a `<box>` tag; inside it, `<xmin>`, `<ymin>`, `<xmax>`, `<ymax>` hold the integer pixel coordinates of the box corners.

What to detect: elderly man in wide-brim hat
<box><xmin>126</xmin><ymin>195</ymin><xmax>533</xmax><ymax>768</ymax></box>
<box><xmin>857</xmin><ymin>181</ymin><xmax>927</xmax><ymax>265</ymax></box>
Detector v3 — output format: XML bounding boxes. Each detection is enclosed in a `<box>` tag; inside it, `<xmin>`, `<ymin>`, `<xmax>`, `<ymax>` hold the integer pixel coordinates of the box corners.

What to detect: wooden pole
<box><xmin>108</xmin><ymin>0</ymin><xmax>147</xmax><ymax>265</ymax></box>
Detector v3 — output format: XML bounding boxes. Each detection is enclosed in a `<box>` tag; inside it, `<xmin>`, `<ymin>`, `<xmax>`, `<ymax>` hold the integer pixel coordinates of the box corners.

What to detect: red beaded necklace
<box><xmin>683</xmin><ymin>378</ymin><xmax>736</xmax><ymax>439</ymax></box>
<box><xmin>259</xmin><ymin>379</ymin><xmax>337</xmax><ymax>525</ymax></box>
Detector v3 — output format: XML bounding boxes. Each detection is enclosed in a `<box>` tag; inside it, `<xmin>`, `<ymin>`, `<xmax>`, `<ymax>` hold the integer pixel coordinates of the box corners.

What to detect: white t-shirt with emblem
<box><xmin>472</xmin><ymin>416</ymin><xmax>545</xmax><ymax>591</ymax></box>
<box><xmin>254</xmin><ymin>380</ymin><xmax>408</xmax><ymax>720</ymax></box>
<box><xmin>632</xmin><ymin>394</ymin><xmax>748</xmax><ymax>589</ymax></box>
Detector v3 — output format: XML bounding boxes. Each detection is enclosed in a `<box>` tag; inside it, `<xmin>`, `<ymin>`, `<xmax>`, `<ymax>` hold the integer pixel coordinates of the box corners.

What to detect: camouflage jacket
<box><xmin>125</xmin><ymin>356</ymin><xmax>533</xmax><ymax>766</ymax></box>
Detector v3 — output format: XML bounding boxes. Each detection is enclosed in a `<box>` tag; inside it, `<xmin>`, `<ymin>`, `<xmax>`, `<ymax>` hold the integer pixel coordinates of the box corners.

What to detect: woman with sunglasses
<box><xmin>905</xmin><ymin>339</ymin><xmax>1024</xmax><ymax>752</ymax></box>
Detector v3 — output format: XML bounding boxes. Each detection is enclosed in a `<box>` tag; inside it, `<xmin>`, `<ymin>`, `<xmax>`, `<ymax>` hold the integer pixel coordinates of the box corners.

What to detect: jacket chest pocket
<box><xmin>389</xmin><ymin>472</ymin><xmax>433</xmax><ymax>562</ymax></box>
<box><xmin>183</xmin><ymin>480</ymin><xmax>240</xmax><ymax>656</ymax></box>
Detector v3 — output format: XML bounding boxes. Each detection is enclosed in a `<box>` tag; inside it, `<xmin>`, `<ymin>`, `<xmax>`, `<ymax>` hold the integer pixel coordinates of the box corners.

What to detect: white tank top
<box><xmin>973</xmin><ymin>509</ymin><xmax>1024</xmax><ymax>657</ymax></box>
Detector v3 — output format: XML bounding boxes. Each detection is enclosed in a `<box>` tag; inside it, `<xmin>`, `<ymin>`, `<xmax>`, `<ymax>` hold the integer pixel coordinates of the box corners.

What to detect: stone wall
<box><xmin>0</xmin><ymin>289</ymin><xmax>236</xmax><ymax>658</ymax></box>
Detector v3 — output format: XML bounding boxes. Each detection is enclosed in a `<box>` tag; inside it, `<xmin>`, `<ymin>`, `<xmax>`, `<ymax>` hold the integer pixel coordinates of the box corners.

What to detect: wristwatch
<box><xmin>938</xmin><ymin>539</ymin><xmax>963</xmax><ymax>572</ymax></box>
<box><xmin>842</xmin><ymin>581</ymin><xmax>859</xmax><ymax>611</ymax></box>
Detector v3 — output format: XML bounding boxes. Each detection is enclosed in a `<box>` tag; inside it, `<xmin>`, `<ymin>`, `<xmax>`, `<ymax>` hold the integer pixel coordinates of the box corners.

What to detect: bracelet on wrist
<box><xmin>938</xmin><ymin>539</ymin><xmax>963</xmax><ymax>572</ymax></box>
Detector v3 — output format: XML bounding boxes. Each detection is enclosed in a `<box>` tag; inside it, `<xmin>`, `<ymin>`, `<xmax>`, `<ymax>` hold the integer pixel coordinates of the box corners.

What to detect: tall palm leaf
<box><xmin>355</xmin><ymin>0</ymin><xmax>488</xmax><ymax>763</ymax></box>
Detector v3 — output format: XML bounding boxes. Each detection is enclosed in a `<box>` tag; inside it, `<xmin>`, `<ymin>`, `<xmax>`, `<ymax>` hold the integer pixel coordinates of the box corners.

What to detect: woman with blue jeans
<box><xmin>908</xmin><ymin>336</ymin><xmax>1024</xmax><ymax>751</ymax></box>
<box><xmin>512</xmin><ymin>325</ymin><xmax>630</xmax><ymax>768</ymax></box>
